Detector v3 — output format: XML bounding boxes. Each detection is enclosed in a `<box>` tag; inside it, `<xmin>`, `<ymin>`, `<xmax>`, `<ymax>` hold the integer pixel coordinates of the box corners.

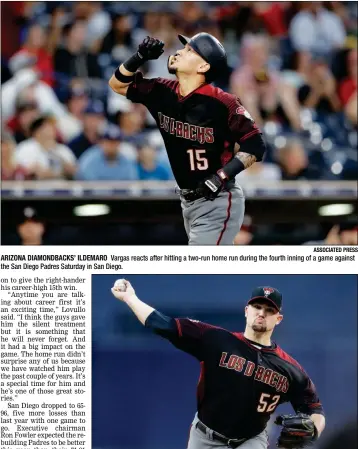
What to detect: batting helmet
<box><xmin>178</xmin><ymin>32</ymin><xmax>227</xmax><ymax>81</ymax></box>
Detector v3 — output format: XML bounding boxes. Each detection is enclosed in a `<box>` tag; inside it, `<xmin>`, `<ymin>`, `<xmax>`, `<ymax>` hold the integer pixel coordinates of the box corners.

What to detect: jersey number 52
<box><xmin>257</xmin><ymin>393</ymin><xmax>280</xmax><ymax>413</ymax></box>
<box><xmin>187</xmin><ymin>149</ymin><xmax>208</xmax><ymax>171</ymax></box>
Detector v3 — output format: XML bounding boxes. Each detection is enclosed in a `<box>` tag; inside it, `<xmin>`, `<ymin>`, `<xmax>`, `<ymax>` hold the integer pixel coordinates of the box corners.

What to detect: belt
<box><xmin>176</xmin><ymin>180</ymin><xmax>235</xmax><ymax>202</ymax></box>
<box><xmin>195</xmin><ymin>421</ymin><xmax>247</xmax><ymax>448</ymax></box>
<box><xmin>175</xmin><ymin>187</ymin><xmax>205</xmax><ymax>202</ymax></box>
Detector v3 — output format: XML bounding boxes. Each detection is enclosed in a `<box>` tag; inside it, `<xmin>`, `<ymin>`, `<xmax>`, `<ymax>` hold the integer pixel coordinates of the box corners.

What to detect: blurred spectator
<box><xmin>289</xmin><ymin>2</ymin><xmax>346</xmax><ymax>56</ymax></box>
<box><xmin>132</xmin><ymin>12</ymin><xmax>159</xmax><ymax>47</ymax></box>
<box><xmin>6</xmin><ymin>97</ymin><xmax>40</xmax><ymax>143</ymax></box>
<box><xmin>1</xmin><ymin>130</ymin><xmax>31</xmax><ymax>180</ymax></box>
<box><xmin>175</xmin><ymin>2</ymin><xmax>207</xmax><ymax>35</ymax></box>
<box><xmin>236</xmin><ymin>160</ymin><xmax>281</xmax><ymax>182</ymax></box>
<box><xmin>15</xmin><ymin>115</ymin><xmax>77</xmax><ymax>180</ymax></box>
<box><xmin>230</xmin><ymin>34</ymin><xmax>281</xmax><ymax>128</ymax></box>
<box><xmin>275</xmin><ymin>137</ymin><xmax>324</xmax><ymax>180</ymax></box>
<box><xmin>1</xmin><ymin>68</ymin><xmax>67</xmax><ymax>122</ymax></box>
<box><xmin>10</xmin><ymin>23</ymin><xmax>54</xmax><ymax>86</ymax></box>
<box><xmin>69</xmin><ymin>100</ymin><xmax>106</xmax><ymax>159</ymax></box>
<box><xmin>115</xmin><ymin>106</ymin><xmax>148</xmax><ymax>161</ymax></box>
<box><xmin>72</xmin><ymin>2</ymin><xmax>111</xmax><ymax>50</ymax></box>
<box><xmin>1</xmin><ymin>2</ymin><xmax>31</xmax><ymax>61</ymax></box>
<box><xmin>299</xmin><ymin>57</ymin><xmax>341</xmax><ymax>113</ymax></box>
<box><xmin>334</xmin><ymin>225</ymin><xmax>358</xmax><ymax>245</ymax></box>
<box><xmin>76</xmin><ymin>126</ymin><xmax>138</xmax><ymax>181</ymax></box>
<box><xmin>46</xmin><ymin>6</ymin><xmax>70</xmax><ymax>56</ymax></box>
<box><xmin>304</xmin><ymin>224</ymin><xmax>358</xmax><ymax>245</ymax></box>
<box><xmin>325</xmin><ymin>1</ymin><xmax>357</xmax><ymax>33</ymax></box>
<box><xmin>54</xmin><ymin>19</ymin><xmax>102</xmax><ymax>82</ymax></box>
<box><xmin>56</xmin><ymin>83</ymin><xmax>90</xmax><ymax>143</ymax></box>
<box><xmin>146</xmin><ymin>20</ymin><xmax>179</xmax><ymax>79</ymax></box>
<box><xmin>117</xmin><ymin>105</ymin><xmax>146</xmax><ymax>140</ymax></box>
<box><xmin>338</xmin><ymin>49</ymin><xmax>357</xmax><ymax>126</ymax></box>
<box><xmin>214</xmin><ymin>3</ymin><xmax>260</xmax><ymax>42</ymax></box>
<box><xmin>100</xmin><ymin>14</ymin><xmax>134</xmax><ymax>61</ymax></box>
<box><xmin>252</xmin><ymin>2</ymin><xmax>289</xmax><ymax>37</ymax></box>
<box><xmin>133</xmin><ymin>11</ymin><xmax>179</xmax><ymax>79</ymax></box>
<box><xmin>279</xmin><ymin>51</ymin><xmax>341</xmax><ymax>129</ymax></box>
<box><xmin>8</xmin><ymin>50</ymin><xmax>37</xmax><ymax>76</ymax></box>
<box><xmin>137</xmin><ymin>144</ymin><xmax>172</xmax><ymax>180</ymax></box>
<box><xmin>17</xmin><ymin>207</ymin><xmax>45</xmax><ymax>246</ymax></box>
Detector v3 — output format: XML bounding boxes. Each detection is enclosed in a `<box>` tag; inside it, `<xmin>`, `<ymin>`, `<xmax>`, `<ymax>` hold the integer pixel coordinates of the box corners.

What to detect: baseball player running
<box><xmin>112</xmin><ymin>280</ymin><xmax>325</xmax><ymax>449</ymax></box>
<box><xmin>109</xmin><ymin>34</ymin><xmax>266</xmax><ymax>245</ymax></box>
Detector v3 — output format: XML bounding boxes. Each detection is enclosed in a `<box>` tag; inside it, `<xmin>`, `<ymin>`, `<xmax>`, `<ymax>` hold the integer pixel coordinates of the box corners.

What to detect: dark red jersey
<box><xmin>151</xmin><ymin>316</ymin><xmax>324</xmax><ymax>440</ymax></box>
<box><xmin>126</xmin><ymin>73</ymin><xmax>261</xmax><ymax>189</ymax></box>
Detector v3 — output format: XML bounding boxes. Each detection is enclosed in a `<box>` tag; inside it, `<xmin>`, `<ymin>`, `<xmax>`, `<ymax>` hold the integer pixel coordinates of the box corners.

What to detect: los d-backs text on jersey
<box><xmin>127</xmin><ymin>73</ymin><xmax>260</xmax><ymax>189</ymax></box>
<box><xmin>146</xmin><ymin>316</ymin><xmax>324</xmax><ymax>440</ymax></box>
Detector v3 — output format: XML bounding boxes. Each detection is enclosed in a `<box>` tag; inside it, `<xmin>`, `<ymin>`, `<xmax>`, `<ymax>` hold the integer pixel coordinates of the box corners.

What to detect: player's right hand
<box><xmin>198</xmin><ymin>173</ymin><xmax>224</xmax><ymax>200</ymax></box>
<box><xmin>138</xmin><ymin>36</ymin><xmax>165</xmax><ymax>61</ymax></box>
<box><xmin>111</xmin><ymin>280</ymin><xmax>136</xmax><ymax>303</ymax></box>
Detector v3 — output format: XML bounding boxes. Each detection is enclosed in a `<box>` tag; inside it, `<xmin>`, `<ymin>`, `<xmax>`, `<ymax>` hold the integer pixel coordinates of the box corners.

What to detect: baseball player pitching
<box><xmin>112</xmin><ymin>279</ymin><xmax>325</xmax><ymax>449</ymax></box>
<box><xmin>109</xmin><ymin>33</ymin><xmax>266</xmax><ymax>245</ymax></box>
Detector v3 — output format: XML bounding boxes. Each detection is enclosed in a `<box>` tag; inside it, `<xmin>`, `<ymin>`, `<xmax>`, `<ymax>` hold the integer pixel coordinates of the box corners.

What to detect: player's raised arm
<box><xmin>111</xmin><ymin>279</ymin><xmax>155</xmax><ymax>325</ymax></box>
<box><xmin>108</xmin><ymin>36</ymin><xmax>164</xmax><ymax>96</ymax></box>
<box><xmin>111</xmin><ymin>279</ymin><xmax>178</xmax><ymax>336</ymax></box>
<box><xmin>111</xmin><ymin>280</ymin><xmax>216</xmax><ymax>359</ymax></box>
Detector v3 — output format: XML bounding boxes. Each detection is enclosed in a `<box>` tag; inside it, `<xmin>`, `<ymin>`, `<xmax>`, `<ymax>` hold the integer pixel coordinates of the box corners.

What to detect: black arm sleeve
<box><xmin>238</xmin><ymin>132</ymin><xmax>267</xmax><ymax>162</ymax></box>
<box><xmin>145</xmin><ymin>312</ymin><xmax>220</xmax><ymax>360</ymax></box>
<box><xmin>145</xmin><ymin>310</ymin><xmax>177</xmax><ymax>338</ymax></box>
<box><xmin>290</xmin><ymin>375</ymin><xmax>325</xmax><ymax>416</ymax></box>
<box><xmin>126</xmin><ymin>72</ymin><xmax>159</xmax><ymax>105</ymax></box>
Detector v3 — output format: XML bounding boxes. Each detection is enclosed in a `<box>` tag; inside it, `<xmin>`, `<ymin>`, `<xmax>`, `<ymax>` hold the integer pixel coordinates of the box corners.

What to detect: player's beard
<box><xmin>252</xmin><ymin>323</ymin><xmax>267</xmax><ymax>333</ymax></box>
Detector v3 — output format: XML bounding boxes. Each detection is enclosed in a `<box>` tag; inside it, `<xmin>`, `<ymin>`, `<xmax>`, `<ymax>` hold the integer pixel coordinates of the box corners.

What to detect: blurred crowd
<box><xmin>1</xmin><ymin>1</ymin><xmax>357</xmax><ymax>183</ymax></box>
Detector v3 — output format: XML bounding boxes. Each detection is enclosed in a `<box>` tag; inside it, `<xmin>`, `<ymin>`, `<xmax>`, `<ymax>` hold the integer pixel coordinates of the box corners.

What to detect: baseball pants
<box><xmin>181</xmin><ymin>183</ymin><xmax>245</xmax><ymax>245</ymax></box>
<box><xmin>187</xmin><ymin>415</ymin><xmax>268</xmax><ymax>449</ymax></box>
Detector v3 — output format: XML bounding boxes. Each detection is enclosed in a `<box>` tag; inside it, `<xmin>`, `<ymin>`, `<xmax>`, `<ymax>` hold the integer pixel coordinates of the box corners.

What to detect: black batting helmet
<box><xmin>178</xmin><ymin>32</ymin><xmax>227</xmax><ymax>81</ymax></box>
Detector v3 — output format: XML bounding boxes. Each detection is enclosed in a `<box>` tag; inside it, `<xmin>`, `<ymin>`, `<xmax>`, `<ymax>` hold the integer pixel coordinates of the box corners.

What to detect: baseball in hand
<box><xmin>114</xmin><ymin>279</ymin><xmax>127</xmax><ymax>291</ymax></box>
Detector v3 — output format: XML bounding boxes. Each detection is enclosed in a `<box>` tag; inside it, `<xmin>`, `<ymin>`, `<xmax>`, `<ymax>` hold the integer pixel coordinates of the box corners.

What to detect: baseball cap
<box><xmin>248</xmin><ymin>287</ymin><xmax>282</xmax><ymax>312</ymax></box>
<box><xmin>100</xmin><ymin>126</ymin><xmax>121</xmax><ymax>141</ymax></box>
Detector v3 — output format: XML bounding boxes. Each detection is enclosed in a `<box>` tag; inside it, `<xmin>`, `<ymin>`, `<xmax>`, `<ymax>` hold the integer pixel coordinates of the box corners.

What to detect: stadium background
<box><xmin>92</xmin><ymin>274</ymin><xmax>357</xmax><ymax>449</ymax></box>
<box><xmin>1</xmin><ymin>1</ymin><xmax>357</xmax><ymax>245</ymax></box>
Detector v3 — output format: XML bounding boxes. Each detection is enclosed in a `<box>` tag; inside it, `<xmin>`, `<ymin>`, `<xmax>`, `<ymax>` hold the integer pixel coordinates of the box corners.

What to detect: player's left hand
<box><xmin>275</xmin><ymin>413</ymin><xmax>317</xmax><ymax>448</ymax></box>
<box><xmin>198</xmin><ymin>174</ymin><xmax>224</xmax><ymax>200</ymax></box>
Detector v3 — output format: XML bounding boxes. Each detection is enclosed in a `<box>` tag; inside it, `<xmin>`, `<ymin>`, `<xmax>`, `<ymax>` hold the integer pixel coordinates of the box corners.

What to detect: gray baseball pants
<box><xmin>187</xmin><ymin>415</ymin><xmax>269</xmax><ymax>449</ymax></box>
<box><xmin>180</xmin><ymin>183</ymin><xmax>245</xmax><ymax>245</ymax></box>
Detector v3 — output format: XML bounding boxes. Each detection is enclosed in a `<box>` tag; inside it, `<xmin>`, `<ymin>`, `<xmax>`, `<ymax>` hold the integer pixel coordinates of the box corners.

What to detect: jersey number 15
<box><xmin>187</xmin><ymin>149</ymin><xmax>208</xmax><ymax>171</ymax></box>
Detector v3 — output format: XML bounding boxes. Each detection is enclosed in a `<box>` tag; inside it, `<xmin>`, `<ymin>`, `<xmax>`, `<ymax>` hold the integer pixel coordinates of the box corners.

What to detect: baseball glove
<box><xmin>275</xmin><ymin>413</ymin><xmax>317</xmax><ymax>448</ymax></box>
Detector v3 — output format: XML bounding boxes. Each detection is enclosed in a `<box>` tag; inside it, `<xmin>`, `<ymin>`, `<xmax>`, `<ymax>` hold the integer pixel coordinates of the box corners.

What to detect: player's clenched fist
<box><xmin>111</xmin><ymin>279</ymin><xmax>136</xmax><ymax>302</ymax></box>
<box><xmin>138</xmin><ymin>36</ymin><xmax>164</xmax><ymax>61</ymax></box>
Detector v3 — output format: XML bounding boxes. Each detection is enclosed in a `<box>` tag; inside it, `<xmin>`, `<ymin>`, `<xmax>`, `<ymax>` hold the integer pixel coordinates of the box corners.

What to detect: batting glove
<box><xmin>138</xmin><ymin>36</ymin><xmax>165</xmax><ymax>61</ymax></box>
<box><xmin>198</xmin><ymin>171</ymin><xmax>226</xmax><ymax>200</ymax></box>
